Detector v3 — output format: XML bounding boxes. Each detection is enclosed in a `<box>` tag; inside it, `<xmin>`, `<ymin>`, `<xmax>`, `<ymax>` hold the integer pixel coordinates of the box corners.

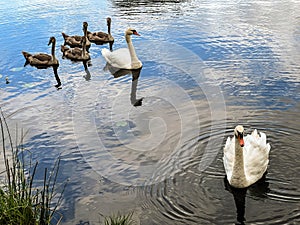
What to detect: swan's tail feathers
<box><xmin>258</xmin><ymin>131</ymin><xmax>271</xmax><ymax>154</ymax></box>
<box><xmin>101</xmin><ymin>48</ymin><xmax>111</xmax><ymax>64</ymax></box>
<box><xmin>251</xmin><ymin>129</ymin><xmax>259</xmax><ymax>138</ymax></box>
<box><xmin>101</xmin><ymin>48</ymin><xmax>110</xmax><ymax>57</ymax></box>
<box><xmin>62</xmin><ymin>32</ymin><xmax>69</xmax><ymax>40</ymax></box>
<box><xmin>22</xmin><ymin>51</ymin><xmax>31</xmax><ymax>59</ymax></box>
<box><xmin>223</xmin><ymin>136</ymin><xmax>234</xmax><ymax>181</ymax></box>
<box><xmin>22</xmin><ymin>51</ymin><xmax>31</xmax><ymax>67</ymax></box>
<box><xmin>223</xmin><ymin>136</ymin><xmax>233</xmax><ymax>153</ymax></box>
<box><xmin>266</xmin><ymin>143</ymin><xmax>271</xmax><ymax>154</ymax></box>
<box><xmin>259</xmin><ymin>131</ymin><xmax>267</xmax><ymax>143</ymax></box>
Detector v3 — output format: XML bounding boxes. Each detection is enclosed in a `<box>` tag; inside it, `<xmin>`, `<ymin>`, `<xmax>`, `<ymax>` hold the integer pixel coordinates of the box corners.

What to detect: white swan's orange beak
<box><xmin>239</xmin><ymin>137</ymin><xmax>244</xmax><ymax>147</ymax></box>
<box><xmin>133</xmin><ymin>31</ymin><xmax>140</xmax><ymax>36</ymax></box>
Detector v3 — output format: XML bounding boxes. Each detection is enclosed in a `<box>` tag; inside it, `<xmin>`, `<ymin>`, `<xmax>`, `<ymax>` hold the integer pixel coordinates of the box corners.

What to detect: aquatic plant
<box><xmin>0</xmin><ymin>109</ymin><xmax>66</xmax><ymax>225</ymax></box>
<box><xmin>103</xmin><ymin>212</ymin><xmax>134</xmax><ymax>225</ymax></box>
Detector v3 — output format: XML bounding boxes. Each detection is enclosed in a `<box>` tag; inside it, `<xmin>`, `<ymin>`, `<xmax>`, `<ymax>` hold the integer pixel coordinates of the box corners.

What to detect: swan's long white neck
<box><xmin>230</xmin><ymin>137</ymin><xmax>247</xmax><ymax>187</ymax></box>
<box><xmin>125</xmin><ymin>34</ymin><xmax>140</xmax><ymax>67</ymax></box>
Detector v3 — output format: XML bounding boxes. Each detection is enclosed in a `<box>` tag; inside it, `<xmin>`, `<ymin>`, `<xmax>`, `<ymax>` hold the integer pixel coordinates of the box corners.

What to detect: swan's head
<box><xmin>234</xmin><ymin>125</ymin><xmax>245</xmax><ymax>147</ymax></box>
<box><xmin>83</xmin><ymin>22</ymin><xmax>88</xmax><ymax>31</ymax></box>
<box><xmin>48</xmin><ymin>36</ymin><xmax>56</xmax><ymax>46</ymax></box>
<box><xmin>125</xmin><ymin>28</ymin><xmax>140</xmax><ymax>36</ymax></box>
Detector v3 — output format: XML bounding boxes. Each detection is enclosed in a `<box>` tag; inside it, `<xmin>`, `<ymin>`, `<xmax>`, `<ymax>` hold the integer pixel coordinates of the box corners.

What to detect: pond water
<box><xmin>0</xmin><ymin>0</ymin><xmax>300</xmax><ymax>224</ymax></box>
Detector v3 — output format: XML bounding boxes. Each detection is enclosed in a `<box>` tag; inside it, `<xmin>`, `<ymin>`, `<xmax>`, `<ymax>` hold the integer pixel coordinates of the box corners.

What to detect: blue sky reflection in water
<box><xmin>0</xmin><ymin>0</ymin><xmax>299</xmax><ymax>224</ymax></box>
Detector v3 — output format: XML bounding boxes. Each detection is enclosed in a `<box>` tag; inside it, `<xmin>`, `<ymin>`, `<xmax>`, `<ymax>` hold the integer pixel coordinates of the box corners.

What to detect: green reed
<box><xmin>0</xmin><ymin>109</ymin><xmax>66</xmax><ymax>225</ymax></box>
<box><xmin>104</xmin><ymin>212</ymin><xmax>134</xmax><ymax>225</ymax></box>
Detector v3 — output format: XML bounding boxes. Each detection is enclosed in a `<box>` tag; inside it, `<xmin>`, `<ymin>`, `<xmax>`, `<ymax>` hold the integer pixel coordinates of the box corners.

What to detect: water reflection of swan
<box><xmin>83</xmin><ymin>61</ymin><xmax>91</xmax><ymax>81</ymax></box>
<box><xmin>87</xmin><ymin>17</ymin><xmax>114</xmax><ymax>51</ymax></box>
<box><xmin>104</xmin><ymin>64</ymin><xmax>143</xmax><ymax>106</ymax></box>
<box><xmin>101</xmin><ymin>28</ymin><xmax>142</xmax><ymax>70</ymax></box>
<box><xmin>52</xmin><ymin>66</ymin><xmax>62</xmax><ymax>89</ymax></box>
<box><xmin>223</xmin><ymin>125</ymin><xmax>271</xmax><ymax>188</ymax></box>
<box><xmin>131</xmin><ymin>69</ymin><xmax>144</xmax><ymax>106</ymax></box>
<box><xmin>224</xmin><ymin>174</ymin><xmax>269</xmax><ymax>224</ymax></box>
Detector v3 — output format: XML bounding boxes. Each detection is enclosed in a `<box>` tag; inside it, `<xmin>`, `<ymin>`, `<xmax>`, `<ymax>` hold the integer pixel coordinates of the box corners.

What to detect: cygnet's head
<box><xmin>48</xmin><ymin>36</ymin><xmax>56</xmax><ymax>46</ymax></box>
<box><xmin>83</xmin><ymin>22</ymin><xmax>88</xmax><ymax>31</ymax></box>
<box><xmin>106</xmin><ymin>17</ymin><xmax>111</xmax><ymax>25</ymax></box>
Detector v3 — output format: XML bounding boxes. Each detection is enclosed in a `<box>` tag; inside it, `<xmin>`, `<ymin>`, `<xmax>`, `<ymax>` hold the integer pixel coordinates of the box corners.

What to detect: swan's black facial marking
<box><xmin>234</xmin><ymin>130</ymin><xmax>244</xmax><ymax>139</ymax></box>
<box><xmin>107</xmin><ymin>17</ymin><xmax>111</xmax><ymax>23</ymax></box>
<box><xmin>82</xmin><ymin>22</ymin><xmax>88</xmax><ymax>31</ymax></box>
<box><xmin>48</xmin><ymin>37</ymin><xmax>55</xmax><ymax>46</ymax></box>
<box><xmin>234</xmin><ymin>125</ymin><xmax>244</xmax><ymax>139</ymax></box>
<box><xmin>131</xmin><ymin>30</ymin><xmax>140</xmax><ymax>36</ymax></box>
<box><xmin>234</xmin><ymin>128</ymin><xmax>245</xmax><ymax>147</ymax></box>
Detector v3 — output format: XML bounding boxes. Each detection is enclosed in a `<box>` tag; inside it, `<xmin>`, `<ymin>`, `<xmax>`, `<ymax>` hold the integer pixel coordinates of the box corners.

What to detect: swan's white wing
<box><xmin>223</xmin><ymin>136</ymin><xmax>235</xmax><ymax>181</ymax></box>
<box><xmin>244</xmin><ymin>130</ymin><xmax>270</xmax><ymax>184</ymax></box>
<box><xmin>101</xmin><ymin>48</ymin><xmax>132</xmax><ymax>69</ymax></box>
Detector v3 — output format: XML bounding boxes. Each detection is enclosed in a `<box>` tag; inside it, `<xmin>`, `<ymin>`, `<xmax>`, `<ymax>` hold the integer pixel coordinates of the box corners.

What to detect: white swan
<box><xmin>101</xmin><ymin>28</ymin><xmax>142</xmax><ymax>70</ymax></box>
<box><xmin>223</xmin><ymin>125</ymin><xmax>270</xmax><ymax>188</ymax></box>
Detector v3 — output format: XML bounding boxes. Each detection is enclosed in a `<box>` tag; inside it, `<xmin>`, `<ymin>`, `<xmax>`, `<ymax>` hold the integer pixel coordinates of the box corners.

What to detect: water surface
<box><xmin>0</xmin><ymin>0</ymin><xmax>299</xmax><ymax>224</ymax></box>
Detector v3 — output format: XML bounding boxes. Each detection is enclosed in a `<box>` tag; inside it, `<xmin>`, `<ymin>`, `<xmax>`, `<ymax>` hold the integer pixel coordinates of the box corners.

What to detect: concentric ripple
<box><xmin>138</xmin><ymin>106</ymin><xmax>300</xmax><ymax>224</ymax></box>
